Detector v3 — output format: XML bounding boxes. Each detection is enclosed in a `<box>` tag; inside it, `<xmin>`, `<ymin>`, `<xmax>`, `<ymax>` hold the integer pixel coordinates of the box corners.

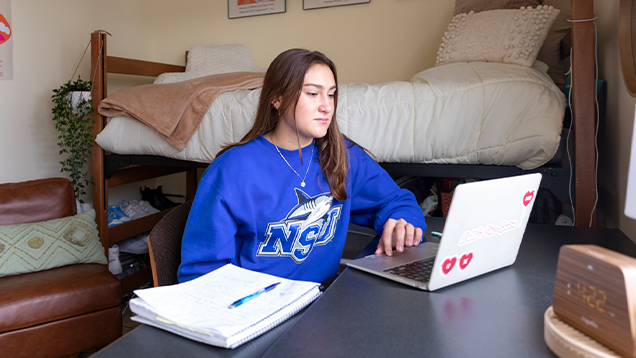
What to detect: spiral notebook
<box><xmin>129</xmin><ymin>264</ymin><xmax>322</xmax><ymax>349</ymax></box>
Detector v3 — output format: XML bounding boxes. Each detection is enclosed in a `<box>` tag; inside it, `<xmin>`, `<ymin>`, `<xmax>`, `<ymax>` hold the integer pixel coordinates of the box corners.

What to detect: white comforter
<box><xmin>96</xmin><ymin>61</ymin><xmax>565</xmax><ymax>170</ymax></box>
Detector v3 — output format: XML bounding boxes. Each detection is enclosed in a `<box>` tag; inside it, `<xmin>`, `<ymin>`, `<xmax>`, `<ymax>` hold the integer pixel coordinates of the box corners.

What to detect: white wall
<box><xmin>0</xmin><ymin>0</ymin><xmax>155</xmax><ymax>203</ymax></box>
<box><xmin>595</xmin><ymin>0</ymin><xmax>636</xmax><ymax>239</ymax></box>
<box><xmin>149</xmin><ymin>0</ymin><xmax>453</xmax><ymax>84</ymax></box>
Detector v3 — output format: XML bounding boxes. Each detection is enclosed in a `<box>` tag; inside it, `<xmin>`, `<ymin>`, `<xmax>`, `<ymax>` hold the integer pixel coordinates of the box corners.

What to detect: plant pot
<box><xmin>68</xmin><ymin>91</ymin><xmax>91</xmax><ymax>114</ymax></box>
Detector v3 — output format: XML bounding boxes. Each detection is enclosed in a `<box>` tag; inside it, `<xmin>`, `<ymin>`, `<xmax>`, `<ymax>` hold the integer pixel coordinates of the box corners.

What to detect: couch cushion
<box><xmin>0</xmin><ymin>264</ymin><xmax>121</xmax><ymax>333</ymax></box>
<box><xmin>0</xmin><ymin>178</ymin><xmax>76</xmax><ymax>226</ymax></box>
<box><xmin>0</xmin><ymin>306</ymin><xmax>122</xmax><ymax>358</ymax></box>
<box><xmin>0</xmin><ymin>209</ymin><xmax>107</xmax><ymax>277</ymax></box>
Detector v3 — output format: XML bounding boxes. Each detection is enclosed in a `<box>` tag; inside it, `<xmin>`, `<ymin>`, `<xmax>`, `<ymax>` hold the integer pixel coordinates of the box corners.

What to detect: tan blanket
<box><xmin>98</xmin><ymin>71</ymin><xmax>265</xmax><ymax>150</ymax></box>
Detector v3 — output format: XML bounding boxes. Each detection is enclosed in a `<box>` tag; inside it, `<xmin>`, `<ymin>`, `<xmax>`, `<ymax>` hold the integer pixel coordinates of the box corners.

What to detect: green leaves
<box><xmin>51</xmin><ymin>76</ymin><xmax>94</xmax><ymax>204</ymax></box>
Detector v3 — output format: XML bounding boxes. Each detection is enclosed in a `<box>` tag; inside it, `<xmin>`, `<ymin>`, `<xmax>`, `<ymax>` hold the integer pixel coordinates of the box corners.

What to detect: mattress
<box><xmin>95</xmin><ymin>61</ymin><xmax>565</xmax><ymax>170</ymax></box>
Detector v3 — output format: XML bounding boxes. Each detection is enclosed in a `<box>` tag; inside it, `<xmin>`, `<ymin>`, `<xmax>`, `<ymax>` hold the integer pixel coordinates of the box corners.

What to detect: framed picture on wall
<box><xmin>303</xmin><ymin>0</ymin><xmax>370</xmax><ymax>10</ymax></box>
<box><xmin>228</xmin><ymin>0</ymin><xmax>285</xmax><ymax>19</ymax></box>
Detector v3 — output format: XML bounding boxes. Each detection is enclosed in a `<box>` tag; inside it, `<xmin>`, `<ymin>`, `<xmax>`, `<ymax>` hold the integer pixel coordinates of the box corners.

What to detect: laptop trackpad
<box><xmin>347</xmin><ymin>242</ymin><xmax>439</xmax><ymax>271</ymax></box>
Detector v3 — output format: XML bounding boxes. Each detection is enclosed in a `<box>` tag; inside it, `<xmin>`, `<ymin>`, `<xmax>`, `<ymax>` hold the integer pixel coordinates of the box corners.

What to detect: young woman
<box><xmin>178</xmin><ymin>49</ymin><xmax>426</xmax><ymax>284</ymax></box>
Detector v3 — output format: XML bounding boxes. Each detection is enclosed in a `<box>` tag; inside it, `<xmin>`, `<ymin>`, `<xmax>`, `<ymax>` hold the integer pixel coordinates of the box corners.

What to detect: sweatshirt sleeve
<box><xmin>177</xmin><ymin>174</ymin><xmax>238</xmax><ymax>283</ymax></box>
<box><xmin>348</xmin><ymin>145</ymin><xmax>427</xmax><ymax>237</ymax></box>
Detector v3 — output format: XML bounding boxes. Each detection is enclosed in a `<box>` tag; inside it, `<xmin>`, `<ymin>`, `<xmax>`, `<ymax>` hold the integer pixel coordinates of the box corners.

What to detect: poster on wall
<box><xmin>0</xmin><ymin>0</ymin><xmax>12</xmax><ymax>80</ymax></box>
<box><xmin>303</xmin><ymin>0</ymin><xmax>370</xmax><ymax>10</ymax></box>
<box><xmin>228</xmin><ymin>0</ymin><xmax>286</xmax><ymax>19</ymax></box>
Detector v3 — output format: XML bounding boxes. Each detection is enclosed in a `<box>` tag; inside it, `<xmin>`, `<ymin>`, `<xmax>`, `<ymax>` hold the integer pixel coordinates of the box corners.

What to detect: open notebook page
<box><xmin>131</xmin><ymin>264</ymin><xmax>320</xmax><ymax>338</ymax></box>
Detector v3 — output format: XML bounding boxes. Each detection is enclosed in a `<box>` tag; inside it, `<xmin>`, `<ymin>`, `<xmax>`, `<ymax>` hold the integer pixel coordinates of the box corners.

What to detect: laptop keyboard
<box><xmin>383</xmin><ymin>258</ymin><xmax>434</xmax><ymax>283</ymax></box>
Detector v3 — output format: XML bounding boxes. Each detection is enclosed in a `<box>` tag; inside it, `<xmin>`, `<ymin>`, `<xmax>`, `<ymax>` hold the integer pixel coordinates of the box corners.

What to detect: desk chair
<box><xmin>148</xmin><ymin>201</ymin><xmax>192</xmax><ymax>287</ymax></box>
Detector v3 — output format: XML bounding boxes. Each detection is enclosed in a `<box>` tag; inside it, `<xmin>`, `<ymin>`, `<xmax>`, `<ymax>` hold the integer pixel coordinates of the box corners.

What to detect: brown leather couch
<box><xmin>0</xmin><ymin>178</ymin><xmax>122</xmax><ymax>358</ymax></box>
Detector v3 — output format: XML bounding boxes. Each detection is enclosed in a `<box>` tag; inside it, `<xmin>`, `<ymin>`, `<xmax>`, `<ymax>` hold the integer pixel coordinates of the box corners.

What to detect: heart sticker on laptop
<box><xmin>459</xmin><ymin>252</ymin><xmax>473</xmax><ymax>271</ymax></box>
<box><xmin>523</xmin><ymin>190</ymin><xmax>535</xmax><ymax>207</ymax></box>
<box><xmin>441</xmin><ymin>256</ymin><xmax>457</xmax><ymax>276</ymax></box>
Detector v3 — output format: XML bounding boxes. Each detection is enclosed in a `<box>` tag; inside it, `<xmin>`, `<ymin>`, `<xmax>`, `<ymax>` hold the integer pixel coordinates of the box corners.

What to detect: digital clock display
<box><xmin>553</xmin><ymin>245</ymin><xmax>636</xmax><ymax>358</ymax></box>
<box><xmin>566</xmin><ymin>282</ymin><xmax>614</xmax><ymax>318</ymax></box>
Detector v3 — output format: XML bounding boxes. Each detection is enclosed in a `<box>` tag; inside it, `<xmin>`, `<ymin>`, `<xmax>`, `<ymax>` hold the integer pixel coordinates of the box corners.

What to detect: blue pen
<box><xmin>229</xmin><ymin>282</ymin><xmax>281</xmax><ymax>309</ymax></box>
<box><xmin>431</xmin><ymin>231</ymin><xmax>443</xmax><ymax>239</ymax></box>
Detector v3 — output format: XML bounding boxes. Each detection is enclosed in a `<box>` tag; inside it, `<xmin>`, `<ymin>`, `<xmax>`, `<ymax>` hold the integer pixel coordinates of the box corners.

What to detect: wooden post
<box><xmin>91</xmin><ymin>31</ymin><xmax>109</xmax><ymax>254</ymax></box>
<box><xmin>571</xmin><ymin>0</ymin><xmax>597</xmax><ymax>226</ymax></box>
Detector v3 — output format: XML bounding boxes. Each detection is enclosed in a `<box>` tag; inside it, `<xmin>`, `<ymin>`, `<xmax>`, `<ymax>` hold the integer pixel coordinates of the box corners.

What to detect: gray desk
<box><xmin>93</xmin><ymin>219</ymin><xmax>636</xmax><ymax>358</ymax></box>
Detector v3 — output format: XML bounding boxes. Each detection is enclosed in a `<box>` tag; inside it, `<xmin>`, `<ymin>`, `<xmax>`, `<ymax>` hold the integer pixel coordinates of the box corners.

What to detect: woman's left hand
<box><xmin>375</xmin><ymin>218</ymin><xmax>423</xmax><ymax>256</ymax></box>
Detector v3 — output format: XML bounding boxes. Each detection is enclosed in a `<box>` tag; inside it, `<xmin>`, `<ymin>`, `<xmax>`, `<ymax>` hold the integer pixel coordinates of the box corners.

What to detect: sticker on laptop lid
<box><xmin>458</xmin><ymin>251</ymin><xmax>474</xmax><ymax>271</ymax></box>
<box><xmin>523</xmin><ymin>190</ymin><xmax>535</xmax><ymax>207</ymax></box>
<box><xmin>440</xmin><ymin>256</ymin><xmax>457</xmax><ymax>276</ymax></box>
<box><xmin>457</xmin><ymin>220</ymin><xmax>518</xmax><ymax>247</ymax></box>
<box><xmin>440</xmin><ymin>252</ymin><xmax>474</xmax><ymax>276</ymax></box>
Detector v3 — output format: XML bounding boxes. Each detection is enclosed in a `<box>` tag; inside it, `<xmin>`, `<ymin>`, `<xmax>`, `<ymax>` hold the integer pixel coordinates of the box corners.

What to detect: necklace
<box><xmin>272</xmin><ymin>140</ymin><xmax>314</xmax><ymax>188</ymax></box>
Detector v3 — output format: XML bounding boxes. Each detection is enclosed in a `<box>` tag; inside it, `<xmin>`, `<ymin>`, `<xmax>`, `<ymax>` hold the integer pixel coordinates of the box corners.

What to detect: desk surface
<box><xmin>93</xmin><ymin>219</ymin><xmax>636</xmax><ymax>358</ymax></box>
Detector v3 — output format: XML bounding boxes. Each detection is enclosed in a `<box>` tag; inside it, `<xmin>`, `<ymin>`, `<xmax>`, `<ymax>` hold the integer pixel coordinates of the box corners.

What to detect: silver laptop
<box><xmin>346</xmin><ymin>173</ymin><xmax>542</xmax><ymax>291</ymax></box>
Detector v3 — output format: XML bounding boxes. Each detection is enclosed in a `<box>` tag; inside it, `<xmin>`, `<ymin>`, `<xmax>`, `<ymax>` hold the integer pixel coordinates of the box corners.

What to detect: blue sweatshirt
<box><xmin>178</xmin><ymin>136</ymin><xmax>426</xmax><ymax>284</ymax></box>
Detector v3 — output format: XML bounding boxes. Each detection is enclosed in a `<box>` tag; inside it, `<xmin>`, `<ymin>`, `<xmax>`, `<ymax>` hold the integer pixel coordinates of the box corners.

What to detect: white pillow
<box><xmin>186</xmin><ymin>44</ymin><xmax>256</xmax><ymax>73</ymax></box>
<box><xmin>435</xmin><ymin>6</ymin><xmax>559</xmax><ymax>67</ymax></box>
<box><xmin>155</xmin><ymin>44</ymin><xmax>264</xmax><ymax>84</ymax></box>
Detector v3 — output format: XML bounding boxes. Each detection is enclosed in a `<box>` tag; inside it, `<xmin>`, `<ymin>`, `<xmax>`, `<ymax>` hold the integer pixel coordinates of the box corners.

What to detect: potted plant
<box><xmin>51</xmin><ymin>76</ymin><xmax>94</xmax><ymax>204</ymax></box>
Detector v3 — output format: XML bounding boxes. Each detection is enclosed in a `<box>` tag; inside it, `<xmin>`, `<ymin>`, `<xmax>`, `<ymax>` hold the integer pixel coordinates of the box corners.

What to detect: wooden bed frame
<box><xmin>90</xmin><ymin>0</ymin><xmax>596</xmax><ymax>293</ymax></box>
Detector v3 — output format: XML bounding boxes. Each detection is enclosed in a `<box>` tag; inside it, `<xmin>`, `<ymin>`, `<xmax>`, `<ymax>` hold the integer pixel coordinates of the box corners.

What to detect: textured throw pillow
<box><xmin>155</xmin><ymin>44</ymin><xmax>261</xmax><ymax>85</ymax></box>
<box><xmin>186</xmin><ymin>44</ymin><xmax>257</xmax><ymax>73</ymax></box>
<box><xmin>535</xmin><ymin>0</ymin><xmax>572</xmax><ymax>89</ymax></box>
<box><xmin>453</xmin><ymin>0</ymin><xmax>541</xmax><ymax>16</ymax></box>
<box><xmin>435</xmin><ymin>6</ymin><xmax>559</xmax><ymax>68</ymax></box>
<box><xmin>0</xmin><ymin>209</ymin><xmax>107</xmax><ymax>277</ymax></box>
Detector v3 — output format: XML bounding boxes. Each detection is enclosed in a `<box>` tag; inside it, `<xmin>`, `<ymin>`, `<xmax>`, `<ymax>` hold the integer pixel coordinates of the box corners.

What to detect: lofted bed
<box><xmin>90</xmin><ymin>0</ymin><xmax>597</xmax><ymax>293</ymax></box>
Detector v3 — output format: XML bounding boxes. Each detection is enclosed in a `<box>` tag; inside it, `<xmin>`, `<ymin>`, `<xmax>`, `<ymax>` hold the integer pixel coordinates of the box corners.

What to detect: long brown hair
<box><xmin>217</xmin><ymin>48</ymin><xmax>350</xmax><ymax>201</ymax></box>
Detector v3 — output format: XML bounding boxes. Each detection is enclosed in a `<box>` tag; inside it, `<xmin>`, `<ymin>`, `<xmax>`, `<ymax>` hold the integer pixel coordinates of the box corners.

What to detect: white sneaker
<box><xmin>137</xmin><ymin>200</ymin><xmax>160</xmax><ymax>216</ymax></box>
<box><xmin>108</xmin><ymin>245</ymin><xmax>123</xmax><ymax>275</ymax></box>
<box><xmin>118</xmin><ymin>200</ymin><xmax>139</xmax><ymax>220</ymax></box>
<box><xmin>120</xmin><ymin>200</ymin><xmax>159</xmax><ymax>220</ymax></box>
<box><xmin>118</xmin><ymin>232</ymin><xmax>149</xmax><ymax>254</ymax></box>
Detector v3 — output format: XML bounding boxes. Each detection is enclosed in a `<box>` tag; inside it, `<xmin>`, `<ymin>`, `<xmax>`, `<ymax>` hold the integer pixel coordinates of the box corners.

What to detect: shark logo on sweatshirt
<box><xmin>257</xmin><ymin>189</ymin><xmax>342</xmax><ymax>263</ymax></box>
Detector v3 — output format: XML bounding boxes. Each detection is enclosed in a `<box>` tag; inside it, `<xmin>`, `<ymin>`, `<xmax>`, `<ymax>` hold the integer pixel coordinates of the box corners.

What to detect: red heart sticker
<box><xmin>441</xmin><ymin>256</ymin><xmax>457</xmax><ymax>276</ymax></box>
<box><xmin>523</xmin><ymin>190</ymin><xmax>535</xmax><ymax>207</ymax></box>
<box><xmin>459</xmin><ymin>252</ymin><xmax>473</xmax><ymax>271</ymax></box>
